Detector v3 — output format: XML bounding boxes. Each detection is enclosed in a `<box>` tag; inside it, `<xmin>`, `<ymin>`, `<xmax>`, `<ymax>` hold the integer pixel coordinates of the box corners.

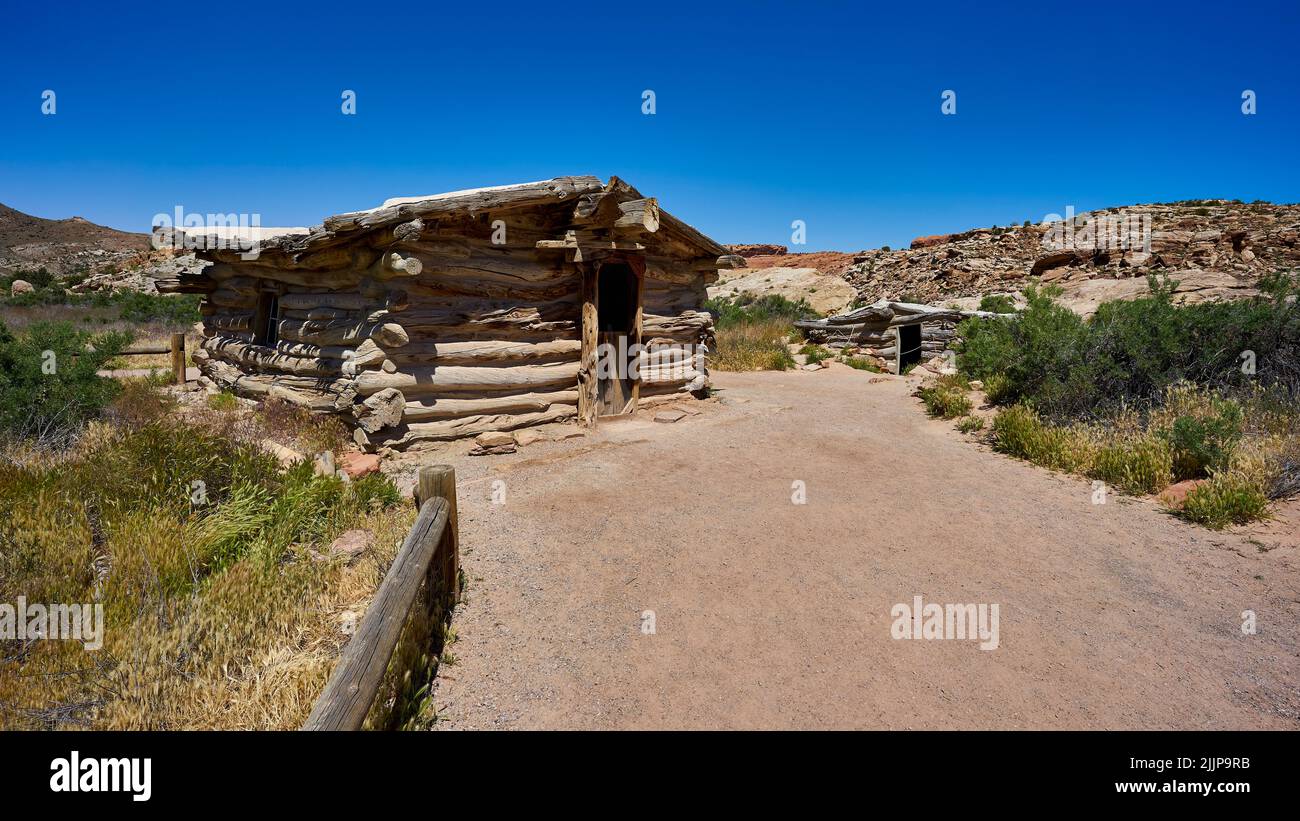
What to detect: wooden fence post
<box><xmin>170</xmin><ymin>333</ymin><xmax>186</xmax><ymax>384</ymax></box>
<box><xmin>416</xmin><ymin>465</ymin><xmax>460</xmax><ymax>604</ymax></box>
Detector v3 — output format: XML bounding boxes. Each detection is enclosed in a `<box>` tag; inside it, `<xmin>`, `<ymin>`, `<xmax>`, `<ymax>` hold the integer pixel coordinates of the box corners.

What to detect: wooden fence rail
<box><xmin>99</xmin><ymin>333</ymin><xmax>188</xmax><ymax>384</ymax></box>
<box><xmin>303</xmin><ymin>465</ymin><xmax>460</xmax><ymax>731</ymax></box>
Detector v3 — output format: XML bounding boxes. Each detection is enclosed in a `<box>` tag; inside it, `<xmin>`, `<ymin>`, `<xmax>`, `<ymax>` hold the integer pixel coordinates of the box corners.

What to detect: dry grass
<box><xmin>0</xmin><ymin>384</ymin><xmax>415</xmax><ymax>730</ymax></box>
<box><xmin>710</xmin><ymin>318</ymin><xmax>796</xmax><ymax>372</ymax></box>
<box><xmin>989</xmin><ymin>383</ymin><xmax>1300</xmax><ymax>525</ymax></box>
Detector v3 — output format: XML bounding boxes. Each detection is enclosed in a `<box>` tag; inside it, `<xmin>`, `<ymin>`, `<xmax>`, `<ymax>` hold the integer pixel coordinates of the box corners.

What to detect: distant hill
<box><xmin>0</xmin><ymin>203</ymin><xmax>152</xmax><ymax>279</ymax></box>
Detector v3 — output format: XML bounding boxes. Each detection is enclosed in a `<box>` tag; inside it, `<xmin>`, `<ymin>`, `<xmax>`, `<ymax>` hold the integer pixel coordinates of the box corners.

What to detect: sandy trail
<box><xmin>424</xmin><ymin>365</ymin><xmax>1299</xmax><ymax>729</ymax></box>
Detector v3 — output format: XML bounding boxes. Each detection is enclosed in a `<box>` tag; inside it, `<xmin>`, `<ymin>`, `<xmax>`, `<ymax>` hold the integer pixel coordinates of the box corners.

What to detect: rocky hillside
<box><xmin>0</xmin><ymin>203</ymin><xmax>151</xmax><ymax>275</ymax></box>
<box><xmin>0</xmin><ymin>203</ymin><xmax>202</xmax><ymax>294</ymax></box>
<box><xmin>844</xmin><ymin>199</ymin><xmax>1300</xmax><ymax>315</ymax></box>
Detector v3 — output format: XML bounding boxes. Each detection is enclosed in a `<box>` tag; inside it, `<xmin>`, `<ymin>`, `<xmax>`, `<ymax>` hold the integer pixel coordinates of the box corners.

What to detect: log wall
<box><xmin>195</xmin><ymin>215</ymin><xmax>715</xmax><ymax>449</ymax></box>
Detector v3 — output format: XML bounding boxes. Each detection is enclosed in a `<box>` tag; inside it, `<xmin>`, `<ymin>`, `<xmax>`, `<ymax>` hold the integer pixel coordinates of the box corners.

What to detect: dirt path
<box><xmin>426</xmin><ymin>365</ymin><xmax>1300</xmax><ymax>729</ymax></box>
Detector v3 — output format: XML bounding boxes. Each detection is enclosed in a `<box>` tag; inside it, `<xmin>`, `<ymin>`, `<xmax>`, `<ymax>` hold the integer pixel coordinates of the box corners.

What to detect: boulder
<box><xmin>1159</xmin><ymin>479</ymin><xmax>1208</xmax><ymax>510</ymax></box>
<box><xmin>340</xmin><ymin>451</ymin><xmax>381</xmax><ymax>479</ymax></box>
<box><xmin>325</xmin><ymin>529</ymin><xmax>373</xmax><ymax>564</ymax></box>
<box><xmin>514</xmin><ymin>428</ymin><xmax>546</xmax><ymax>447</ymax></box>
<box><xmin>470</xmin><ymin>430</ymin><xmax>517</xmax><ymax>455</ymax></box>
<box><xmin>10</xmin><ymin>279</ymin><xmax>34</xmax><ymax>296</ymax></box>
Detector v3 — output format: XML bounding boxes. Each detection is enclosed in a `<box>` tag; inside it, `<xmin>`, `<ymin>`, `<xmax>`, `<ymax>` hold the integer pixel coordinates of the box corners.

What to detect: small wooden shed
<box><xmin>794</xmin><ymin>299</ymin><xmax>1003</xmax><ymax>373</ymax></box>
<box><xmin>164</xmin><ymin>176</ymin><xmax>740</xmax><ymax>450</ymax></box>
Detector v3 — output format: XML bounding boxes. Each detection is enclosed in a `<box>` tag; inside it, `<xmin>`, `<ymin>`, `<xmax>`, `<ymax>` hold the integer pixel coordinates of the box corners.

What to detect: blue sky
<box><xmin>1</xmin><ymin>1</ymin><xmax>1297</xmax><ymax>250</ymax></box>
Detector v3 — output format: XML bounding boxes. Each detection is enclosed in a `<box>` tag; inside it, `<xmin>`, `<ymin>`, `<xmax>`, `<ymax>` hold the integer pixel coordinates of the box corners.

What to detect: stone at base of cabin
<box><xmin>470</xmin><ymin>430</ymin><xmax>517</xmax><ymax>455</ymax></box>
<box><xmin>514</xmin><ymin>429</ymin><xmax>546</xmax><ymax>447</ymax></box>
<box><xmin>654</xmin><ymin>409</ymin><xmax>687</xmax><ymax>423</ymax></box>
<box><xmin>340</xmin><ymin>451</ymin><xmax>381</xmax><ymax>479</ymax></box>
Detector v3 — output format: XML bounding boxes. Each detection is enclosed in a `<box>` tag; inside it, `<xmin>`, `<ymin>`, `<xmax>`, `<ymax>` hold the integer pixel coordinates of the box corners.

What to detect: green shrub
<box><xmin>918</xmin><ymin>375</ymin><xmax>973</xmax><ymax>419</ymax></box>
<box><xmin>957</xmin><ymin>274</ymin><xmax>1300</xmax><ymax>420</ymax></box>
<box><xmin>1161</xmin><ymin>401</ymin><xmax>1243</xmax><ymax>480</ymax></box>
<box><xmin>977</xmin><ymin>294</ymin><xmax>1017</xmax><ymax>314</ymax></box>
<box><xmin>799</xmin><ymin>343</ymin><xmax>832</xmax><ymax>365</ymax></box>
<box><xmin>991</xmin><ymin>405</ymin><xmax>1095</xmax><ymax>473</ymax></box>
<box><xmin>208</xmin><ymin>391</ymin><xmax>239</xmax><ymax>411</ymax></box>
<box><xmin>1089</xmin><ymin>434</ymin><xmax>1172</xmax><ymax>495</ymax></box>
<box><xmin>841</xmin><ymin>356</ymin><xmax>881</xmax><ymax>372</ymax></box>
<box><xmin>704</xmin><ymin>293</ymin><xmax>819</xmax><ymax>330</ymax></box>
<box><xmin>957</xmin><ymin>415</ymin><xmax>985</xmax><ymax>433</ymax></box>
<box><xmin>0</xmin><ymin>320</ymin><xmax>130</xmax><ymax>443</ymax></box>
<box><xmin>1179</xmin><ymin>473</ymin><xmax>1270</xmax><ymax>529</ymax></box>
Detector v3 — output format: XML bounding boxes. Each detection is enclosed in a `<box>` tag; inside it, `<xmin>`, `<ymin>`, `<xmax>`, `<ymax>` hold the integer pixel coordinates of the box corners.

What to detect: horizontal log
<box><xmin>402</xmin><ymin>390</ymin><xmax>579</xmax><ymax>422</ymax></box>
<box><xmin>360</xmin><ymin>404</ymin><xmax>578</xmax><ymax>450</ymax></box>
<box><xmin>203</xmin><ymin>336</ymin><xmax>347</xmax><ymax>377</ymax></box>
<box><xmin>368</xmin><ymin>339</ymin><xmax>581</xmax><ymax>367</ymax></box>
<box><xmin>355</xmin><ymin>361</ymin><xmax>580</xmax><ymax>396</ymax></box>
<box><xmin>277</xmin><ymin>318</ymin><xmax>409</xmax><ymax>347</ymax></box>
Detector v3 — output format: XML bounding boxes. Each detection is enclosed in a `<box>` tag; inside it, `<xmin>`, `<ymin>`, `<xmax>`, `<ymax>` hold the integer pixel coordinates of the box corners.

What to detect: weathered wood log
<box><xmin>356</xmin><ymin>387</ymin><xmax>406</xmax><ymax>433</ymax></box>
<box><xmin>170</xmin><ymin>333</ymin><xmax>186</xmax><ymax>384</ymax></box>
<box><xmin>641</xmin><ymin>311</ymin><xmax>714</xmax><ymax>343</ymax></box>
<box><xmin>358</xmin><ymin>404</ymin><xmax>577</xmax><ymax>450</ymax></box>
<box><xmin>277</xmin><ymin>318</ymin><xmax>409</xmax><ymax>348</ymax></box>
<box><xmin>393</xmin><ymin>301</ymin><xmax>578</xmax><ymax>332</ymax></box>
<box><xmin>208</xmin><ymin>288</ymin><xmax>257</xmax><ymax>309</ymax></box>
<box><xmin>204</xmin><ymin>313</ymin><xmax>253</xmax><ymax>333</ymax></box>
<box><xmin>359</xmin><ymin>339</ymin><xmax>581</xmax><ymax>368</ymax></box>
<box><xmin>614</xmin><ymin>198</ymin><xmax>660</xmax><ymax>233</ymax></box>
<box><xmin>355</xmin><ymin>361</ymin><xmax>580</xmax><ymax>396</ymax></box>
<box><xmin>401</xmin><ymin>390</ymin><xmax>579</xmax><ymax>422</ymax></box>
<box><xmin>414</xmin><ymin>464</ymin><xmax>459</xmax><ymax>606</ymax></box>
<box><xmin>301</xmin><ymin>497</ymin><xmax>450</xmax><ymax>730</ymax></box>
<box><xmin>199</xmin><ymin>357</ymin><xmax>348</xmax><ymax>410</ymax></box>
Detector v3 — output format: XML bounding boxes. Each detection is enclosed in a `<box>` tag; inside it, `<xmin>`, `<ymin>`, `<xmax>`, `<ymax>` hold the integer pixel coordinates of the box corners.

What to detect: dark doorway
<box><xmin>253</xmin><ymin>291</ymin><xmax>280</xmax><ymax>347</ymax></box>
<box><xmin>596</xmin><ymin>262</ymin><xmax>640</xmax><ymax>416</ymax></box>
<box><xmin>896</xmin><ymin>323</ymin><xmax>922</xmax><ymax>374</ymax></box>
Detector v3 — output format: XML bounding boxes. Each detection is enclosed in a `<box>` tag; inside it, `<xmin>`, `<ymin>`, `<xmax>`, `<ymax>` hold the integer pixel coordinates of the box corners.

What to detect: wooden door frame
<box><xmin>578</xmin><ymin>252</ymin><xmax>645</xmax><ymax>426</ymax></box>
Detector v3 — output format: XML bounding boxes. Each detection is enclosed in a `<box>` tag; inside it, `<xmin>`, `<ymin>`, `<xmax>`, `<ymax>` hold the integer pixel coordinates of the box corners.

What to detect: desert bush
<box><xmin>957</xmin><ymin>274</ymin><xmax>1300</xmax><ymax>420</ymax></box>
<box><xmin>991</xmin><ymin>405</ymin><xmax>1096</xmax><ymax>473</ymax></box>
<box><xmin>957</xmin><ymin>415</ymin><xmax>985</xmax><ymax>433</ymax></box>
<box><xmin>706</xmin><ymin>293</ymin><xmax>815</xmax><ymax>372</ymax></box>
<box><xmin>1160</xmin><ymin>404</ymin><xmax>1243</xmax><ymax>480</ymax></box>
<box><xmin>918</xmin><ymin>374</ymin><xmax>973</xmax><ymax>419</ymax></box>
<box><xmin>0</xmin><ymin>320</ymin><xmax>129</xmax><ymax>444</ymax></box>
<box><xmin>705</xmin><ymin>293</ymin><xmax>818</xmax><ymax>330</ymax></box>
<box><xmin>977</xmin><ymin>294</ymin><xmax>1017</xmax><ymax>314</ymax></box>
<box><xmin>1179</xmin><ymin>472</ymin><xmax>1270</xmax><ymax>529</ymax></box>
<box><xmin>799</xmin><ymin>344</ymin><xmax>832</xmax><ymax>366</ymax></box>
<box><xmin>841</xmin><ymin>355</ymin><xmax>882</xmax><ymax>372</ymax></box>
<box><xmin>258</xmin><ymin>398</ymin><xmax>351</xmax><ymax>456</ymax></box>
<box><xmin>1090</xmin><ymin>433</ymin><xmax>1172</xmax><ymax>495</ymax></box>
<box><xmin>208</xmin><ymin>391</ymin><xmax>239</xmax><ymax>411</ymax></box>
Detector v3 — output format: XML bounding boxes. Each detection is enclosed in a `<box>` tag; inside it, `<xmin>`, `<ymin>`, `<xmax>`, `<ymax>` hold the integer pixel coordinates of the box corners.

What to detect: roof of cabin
<box><xmin>168</xmin><ymin>176</ymin><xmax>727</xmax><ymax>267</ymax></box>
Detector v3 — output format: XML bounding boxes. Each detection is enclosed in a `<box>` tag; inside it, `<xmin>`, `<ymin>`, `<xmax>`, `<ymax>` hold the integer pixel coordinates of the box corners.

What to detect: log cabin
<box><xmin>160</xmin><ymin>176</ymin><xmax>741</xmax><ymax>451</ymax></box>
